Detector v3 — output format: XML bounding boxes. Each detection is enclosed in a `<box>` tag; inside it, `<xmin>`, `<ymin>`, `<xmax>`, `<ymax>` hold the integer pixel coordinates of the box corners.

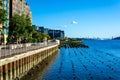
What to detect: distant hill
<box><xmin>112</xmin><ymin>37</ymin><xmax>120</xmax><ymax>40</ymax></box>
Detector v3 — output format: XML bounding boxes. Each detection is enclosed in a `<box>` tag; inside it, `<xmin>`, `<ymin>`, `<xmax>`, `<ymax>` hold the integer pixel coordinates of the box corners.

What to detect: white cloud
<box><xmin>71</xmin><ymin>21</ymin><xmax>78</xmax><ymax>24</ymax></box>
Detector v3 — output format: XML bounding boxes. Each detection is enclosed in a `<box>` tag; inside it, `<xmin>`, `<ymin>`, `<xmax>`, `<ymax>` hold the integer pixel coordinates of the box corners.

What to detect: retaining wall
<box><xmin>0</xmin><ymin>44</ymin><xmax>58</xmax><ymax>80</ymax></box>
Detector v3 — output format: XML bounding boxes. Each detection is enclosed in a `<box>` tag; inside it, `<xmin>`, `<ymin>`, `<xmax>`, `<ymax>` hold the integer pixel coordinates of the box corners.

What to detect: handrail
<box><xmin>0</xmin><ymin>41</ymin><xmax>58</xmax><ymax>59</ymax></box>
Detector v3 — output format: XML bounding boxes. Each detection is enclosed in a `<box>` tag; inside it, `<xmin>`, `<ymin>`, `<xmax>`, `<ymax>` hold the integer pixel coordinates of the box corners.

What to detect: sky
<box><xmin>27</xmin><ymin>0</ymin><xmax>120</xmax><ymax>38</ymax></box>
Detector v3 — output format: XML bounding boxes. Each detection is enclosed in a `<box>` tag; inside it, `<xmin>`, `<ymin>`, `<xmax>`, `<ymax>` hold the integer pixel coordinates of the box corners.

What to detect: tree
<box><xmin>43</xmin><ymin>34</ymin><xmax>50</xmax><ymax>40</ymax></box>
<box><xmin>25</xmin><ymin>25</ymin><xmax>35</xmax><ymax>39</ymax></box>
<box><xmin>9</xmin><ymin>14</ymin><xmax>26</xmax><ymax>43</ymax></box>
<box><xmin>32</xmin><ymin>31</ymin><xmax>42</xmax><ymax>39</ymax></box>
<box><xmin>9</xmin><ymin>14</ymin><xmax>36</xmax><ymax>43</ymax></box>
<box><xmin>0</xmin><ymin>9</ymin><xmax>7</xmax><ymax>25</ymax></box>
<box><xmin>25</xmin><ymin>16</ymin><xmax>34</xmax><ymax>39</ymax></box>
<box><xmin>32</xmin><ymin>31</ymin><xmax>42</xmax><ymax>42</ymax></box>
<box><xmin>0</xmin><ymin>0</ymin><xmax>2</xmax><ymax>6</ymax></box>
<box><xmin>25</xmin><ymin>15</ymin><xmax>31</xmax><ymax>26</ymax></box>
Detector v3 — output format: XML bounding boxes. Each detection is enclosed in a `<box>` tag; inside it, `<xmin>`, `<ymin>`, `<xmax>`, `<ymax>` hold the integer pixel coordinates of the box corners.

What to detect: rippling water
<box><xmin>35</xmin><ymin>39</ymin><xmax>120</xmax><ymax>80</ymax></box>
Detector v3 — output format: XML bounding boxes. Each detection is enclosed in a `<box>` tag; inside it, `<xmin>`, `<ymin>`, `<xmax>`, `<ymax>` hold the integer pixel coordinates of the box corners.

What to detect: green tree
<box><xmin>9</xmin><ymin>14</ymin><xmax>26</xmax><ymax>43</ymax></box>
<box><xmin>32</xmin><ymin>31</ymin><xmax>42</xmax><ymax>42</ymax></box>
<box><xmin>32</xmin><ymin>31</ymin><xmax>50</xmax><ymax>42</ymax></box>
<box><xmin>9</xmin><ymin>14</ymin><xmax>35</xmax><ymax>43</ymax></box>
<box><xmin>0</xmin><ymin>9</ymin><xmax>7</xmax><ymax>24</ymax></box>
<box><xmin>25</xmin><ymin>25</ymin><xmax>35</xmax><ymax>39</ymax></box>
<box><xmin>25</xmin><ymin>16</ymin><xmax>34</xmax><ymax>39</ymax></box>
<box><xmin>43</xmin><ymin>34</ymin><xmax>50</xmax><ymax>40</ymax></box>
<box><xmin>0</xmin><ymin>0</ymin><xmax>2</xmax><ymax>6</ymax></box>
<box><xmin>25</xmin><ymin>15</ymin><xmax>31</xmax><ymax>26</ymax></box>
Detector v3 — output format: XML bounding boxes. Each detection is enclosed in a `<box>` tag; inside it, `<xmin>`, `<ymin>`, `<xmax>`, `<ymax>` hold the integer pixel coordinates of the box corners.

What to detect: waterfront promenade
<box><xmin>0</xmin><ymin>40</ymin><xmax>59</xmax><ymax>80</ymax></box>
<box><xmin>0</xmin><ymin>41</ymin><xmax>57</xmax><ymax>59</ymax></box>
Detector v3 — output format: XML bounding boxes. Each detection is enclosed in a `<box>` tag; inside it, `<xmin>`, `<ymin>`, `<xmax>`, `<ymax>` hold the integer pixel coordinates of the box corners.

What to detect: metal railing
<box><xmin>0</xmin><ymin>41</ymin><xmax>58</xmax><ymax>59</ymax></box>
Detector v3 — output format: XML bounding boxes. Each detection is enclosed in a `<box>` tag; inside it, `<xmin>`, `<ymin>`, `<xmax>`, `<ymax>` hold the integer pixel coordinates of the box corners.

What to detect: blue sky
<box><xmin>27</xmin><ymin>0</ymin><xmax>120</xmax><ymax>38</ymax></box>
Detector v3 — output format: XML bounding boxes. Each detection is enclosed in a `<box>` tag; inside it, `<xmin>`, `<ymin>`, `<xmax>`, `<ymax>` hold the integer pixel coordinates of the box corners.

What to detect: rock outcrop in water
<box><xmin>60</xmin><ymin>41</ymin><xmax>89</xmax><ymax>48</ymax></box>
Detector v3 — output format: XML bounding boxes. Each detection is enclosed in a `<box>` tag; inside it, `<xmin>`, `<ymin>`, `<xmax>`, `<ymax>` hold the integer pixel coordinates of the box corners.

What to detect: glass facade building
<box><xmin>2</xmin><ymin>0</ymin><xmax>9</xmax><ymax>35</ymax></box>
<box><xmin>1</xmin><ymin>0</ymin><xmax>9</xmax><ymax>44</ymax></box>
<box><xmin>38</xmin><ymin>26</ymin><xmax>65</xmax><ymax>39</ymax></box>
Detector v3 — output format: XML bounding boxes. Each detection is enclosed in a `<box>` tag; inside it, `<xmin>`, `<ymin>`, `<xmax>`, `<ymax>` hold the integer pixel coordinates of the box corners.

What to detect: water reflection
<box><xmin>21</xmin><ymin>51</ymin><xmax>58</xmax><ymax>80</ymax></box>
<box><xmin>22</xmin><ymin>40</ymin><xmax>120</xmax><ymax>80</ymax></box>
<box><xmin>38</xmin><ymin>40</ymin><xmax>120</xmax><ymax>80</ymax></box>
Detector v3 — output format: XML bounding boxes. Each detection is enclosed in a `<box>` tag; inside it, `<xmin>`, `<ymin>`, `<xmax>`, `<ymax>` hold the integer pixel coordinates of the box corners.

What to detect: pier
<box><xmin>0</xmin><ymin>40</ymin><xmax>59</xmax><ymax>80</ymax></box>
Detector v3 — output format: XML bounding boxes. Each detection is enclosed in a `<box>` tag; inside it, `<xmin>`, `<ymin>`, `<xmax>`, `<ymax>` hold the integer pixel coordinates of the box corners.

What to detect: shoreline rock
<box><xmin>59</xmin><ymin>41</ymin><xmax>89</xmax><ymax>48</ymax></box>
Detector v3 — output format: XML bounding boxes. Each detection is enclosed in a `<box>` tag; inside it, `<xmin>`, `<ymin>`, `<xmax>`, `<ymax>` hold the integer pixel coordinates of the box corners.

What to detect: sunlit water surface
<box><xmin>36</xmin><ymin>39</ymin><xmax>120</xmax><ymax>80</ymax></box>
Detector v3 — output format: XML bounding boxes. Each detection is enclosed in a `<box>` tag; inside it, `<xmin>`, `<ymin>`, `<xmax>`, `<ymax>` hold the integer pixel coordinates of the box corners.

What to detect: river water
<box><xmin>33</xmin><ymin>39</ymin><xmax>120</xmax><ymax>80</ymax></box>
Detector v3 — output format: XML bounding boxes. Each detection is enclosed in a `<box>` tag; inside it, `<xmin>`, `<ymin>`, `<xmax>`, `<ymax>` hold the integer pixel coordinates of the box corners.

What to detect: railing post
<box><xmin>0</xmin><ymin>66</ymin><xmax>3</xmax><ymax>80</ymax></box>
<box><xmin>0</xmin><ymin>46</ymin><xmax>1</xmax><ymax>58</ymax></box>
<box><xmin>25</xmin><ymin>43</ymin><xmax>27</xmax><ymax>52</ymax></box>
<box><xmin>9</xmin><ymin>44</ymin><xmax>11</xmax><ymax>57</ymax></box>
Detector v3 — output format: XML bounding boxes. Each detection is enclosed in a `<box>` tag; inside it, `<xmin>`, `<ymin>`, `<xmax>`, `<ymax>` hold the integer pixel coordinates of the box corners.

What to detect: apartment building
<box><xmin>48</xmin><ymin>30</ymin><xmax>65</xmax><ymax>39</ymax></box>
<box><xmin>38</xmin><ymin>26</ymin><xmax>65</xmax><ymax>39</ymax></box>
<box><xmin>38</xmin><ymin>26</ymin><xmax>49</xmax><ymax>34</ymax></box>
<box><xmin>0</xmin><ymin>0</ymin><xmax>32</xmax><ymax>44</ymax></box>
<box><xmin>9</xmin><ymin>0</ymin><xmax>32</xmax><ymax>21</ymax></box>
